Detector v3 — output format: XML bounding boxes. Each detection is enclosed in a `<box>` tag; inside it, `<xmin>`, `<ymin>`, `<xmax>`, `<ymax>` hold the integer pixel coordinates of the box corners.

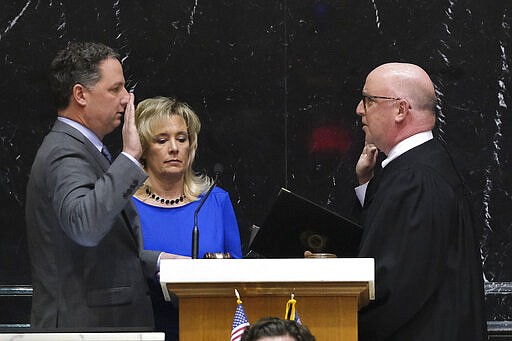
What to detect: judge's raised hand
<box><xmin>356</xmin><ymin>143</ymin><xmax>378</xmax><ymax>185</ymax></box>
<box><xmin>122</xmin><ymin>92</ymin><xmax>143</xmax><ymax>160</ymax></box>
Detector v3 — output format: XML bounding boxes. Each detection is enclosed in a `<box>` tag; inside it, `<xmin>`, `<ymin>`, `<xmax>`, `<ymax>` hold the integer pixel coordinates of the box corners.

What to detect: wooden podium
<box><xmin>160</xmin><ymin>258</ymin><xmax>374</xmax><ymax>341</ymax></box>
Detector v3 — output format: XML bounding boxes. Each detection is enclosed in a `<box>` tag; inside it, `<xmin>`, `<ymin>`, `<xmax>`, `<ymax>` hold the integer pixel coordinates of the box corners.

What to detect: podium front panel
<box><xmin>160</xmin><ymin>258</ymin><xmax>374</xmax><ymax>341</ymax></box>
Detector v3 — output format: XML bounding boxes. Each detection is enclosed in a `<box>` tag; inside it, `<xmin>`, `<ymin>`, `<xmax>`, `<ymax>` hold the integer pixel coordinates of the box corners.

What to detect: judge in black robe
<box><xmin>354</xmin><ymin>63</ymin><xmax>487</xmax><ymax>341</ymax></box>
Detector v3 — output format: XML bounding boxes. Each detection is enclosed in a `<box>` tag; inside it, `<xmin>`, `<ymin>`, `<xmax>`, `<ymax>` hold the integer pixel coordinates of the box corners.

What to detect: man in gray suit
<box><xmin>25</xmin><ymin>42</ymin><xmax>159</xmax><ymax>328</ymax></box>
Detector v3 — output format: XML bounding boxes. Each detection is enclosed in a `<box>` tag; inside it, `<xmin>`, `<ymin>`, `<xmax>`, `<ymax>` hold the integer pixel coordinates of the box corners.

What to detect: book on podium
<box><xmin>249</xmin><ymin>188</ymin><xmax>363</xmax><ymax>258</ymax></box>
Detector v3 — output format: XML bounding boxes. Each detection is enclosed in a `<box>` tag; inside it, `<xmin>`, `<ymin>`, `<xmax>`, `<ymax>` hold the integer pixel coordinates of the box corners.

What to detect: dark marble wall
<box><xmin>1</xmin><ymin>0</ymin><xmax>511</xmax><ymax>327</ymax></box>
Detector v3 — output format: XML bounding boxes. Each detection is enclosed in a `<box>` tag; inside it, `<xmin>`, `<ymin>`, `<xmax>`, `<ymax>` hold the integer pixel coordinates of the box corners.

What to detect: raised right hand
<box><xmin>356</xmin><ymin>143</ymin><xmax>378</xmax><ymax>185</ymax></box>
<box><xmin>122</xmin><ymin>92</ymin><xmax>143</xmax><ymax>160</ymax></box>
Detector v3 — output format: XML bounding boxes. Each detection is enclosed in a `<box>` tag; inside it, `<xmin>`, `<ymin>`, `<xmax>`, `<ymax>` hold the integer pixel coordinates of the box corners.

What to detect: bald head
<box><xmin>356</xmin><ymin>62</ymin><xmax>437</xmax><ymax>154</ymax></box>
<box><xmin>368</xmin><ymin>63</ymin><xmax>437</xmax><ymax>113</ymax></box>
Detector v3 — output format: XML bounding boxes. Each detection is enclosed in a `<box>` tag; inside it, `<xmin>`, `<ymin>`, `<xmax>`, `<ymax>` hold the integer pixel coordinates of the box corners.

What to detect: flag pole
<box><xmin>235</xmin><ymin>288</ymin><xmax>242</xmax><ymax>304</ymax></box>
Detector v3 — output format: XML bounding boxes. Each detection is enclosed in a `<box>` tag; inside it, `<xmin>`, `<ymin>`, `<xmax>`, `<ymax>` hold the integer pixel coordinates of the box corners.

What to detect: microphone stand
<box><xmin>192</xmin><ymin>164</ymin><xmax>223</xmax><ymax>259</ymax></box>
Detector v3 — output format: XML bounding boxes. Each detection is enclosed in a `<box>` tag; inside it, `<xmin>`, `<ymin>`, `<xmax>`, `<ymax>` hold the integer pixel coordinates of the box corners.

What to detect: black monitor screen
<box><xmin>249</xmin><ymin>188</ymin><xmax>363</xmax><ymax>258</ymax></box>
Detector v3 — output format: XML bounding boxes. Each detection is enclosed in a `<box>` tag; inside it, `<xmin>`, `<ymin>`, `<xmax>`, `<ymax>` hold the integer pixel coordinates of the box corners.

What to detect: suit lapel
<box><xmin>52</xmin><ymin>120</ymin><xmax>111</xmax><ymax>172</ymax></box>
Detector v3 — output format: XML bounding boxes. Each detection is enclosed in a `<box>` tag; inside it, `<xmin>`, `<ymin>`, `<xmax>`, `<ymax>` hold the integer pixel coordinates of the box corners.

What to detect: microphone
<box><xmin>192</xmin><ymin>163</ymin><xmax>224</xmax><ymax>259</ymax></box>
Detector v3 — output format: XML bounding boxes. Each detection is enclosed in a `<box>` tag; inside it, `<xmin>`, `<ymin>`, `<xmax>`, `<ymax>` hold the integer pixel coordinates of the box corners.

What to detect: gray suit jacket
<box><xmin>26</xmin><ymin>120</ymin><xmax>159</xmax><ymax>328</ymax></box>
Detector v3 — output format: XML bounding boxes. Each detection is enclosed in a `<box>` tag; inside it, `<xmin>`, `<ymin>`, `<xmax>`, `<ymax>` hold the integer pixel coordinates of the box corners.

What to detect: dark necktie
<box><xmin>101</xmin><ymin>145</ymin><xmax>113</xmax><ymax>163</ymax></box>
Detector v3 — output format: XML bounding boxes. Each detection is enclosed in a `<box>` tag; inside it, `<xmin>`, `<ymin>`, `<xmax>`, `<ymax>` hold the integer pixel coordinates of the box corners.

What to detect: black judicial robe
<box><xmin>358</xmin><ymin>139</ymin><xmax>487</xmax><ymax>341</ymax></box>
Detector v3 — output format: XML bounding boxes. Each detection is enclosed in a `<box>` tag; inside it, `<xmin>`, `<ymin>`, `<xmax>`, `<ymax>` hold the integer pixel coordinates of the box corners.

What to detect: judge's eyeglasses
<box><xmin>362</xmin><ymin>94</ymin><xmax>401</xmax><ymax>111</ymax></box>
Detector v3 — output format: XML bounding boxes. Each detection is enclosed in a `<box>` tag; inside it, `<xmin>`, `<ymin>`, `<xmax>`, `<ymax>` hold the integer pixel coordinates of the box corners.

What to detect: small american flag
<box><xmin>230</xmin><ymin>301</ymin><xmax>250</xmax><ymax>341</ymax></box>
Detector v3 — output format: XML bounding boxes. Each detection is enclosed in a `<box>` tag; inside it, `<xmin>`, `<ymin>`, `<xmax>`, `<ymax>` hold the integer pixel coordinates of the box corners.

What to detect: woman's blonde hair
<box><xmin>135</xmin><ymin>96</ymin><xmax>212</xmax><ymax>200</ymax></box>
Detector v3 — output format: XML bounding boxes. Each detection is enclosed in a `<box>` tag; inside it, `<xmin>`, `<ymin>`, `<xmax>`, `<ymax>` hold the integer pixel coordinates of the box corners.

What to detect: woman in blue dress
<box><xmin>133</xmin><ymin>96</ymin><xmax>242</xmax><ymax>340</ymax></box>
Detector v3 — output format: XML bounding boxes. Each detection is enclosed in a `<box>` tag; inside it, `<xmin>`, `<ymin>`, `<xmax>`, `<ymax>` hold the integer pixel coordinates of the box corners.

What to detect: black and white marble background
<box><xmin>1</xmin><ymin>0</ymin><xmax>511</xmax><ymax>325</ymax></box>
